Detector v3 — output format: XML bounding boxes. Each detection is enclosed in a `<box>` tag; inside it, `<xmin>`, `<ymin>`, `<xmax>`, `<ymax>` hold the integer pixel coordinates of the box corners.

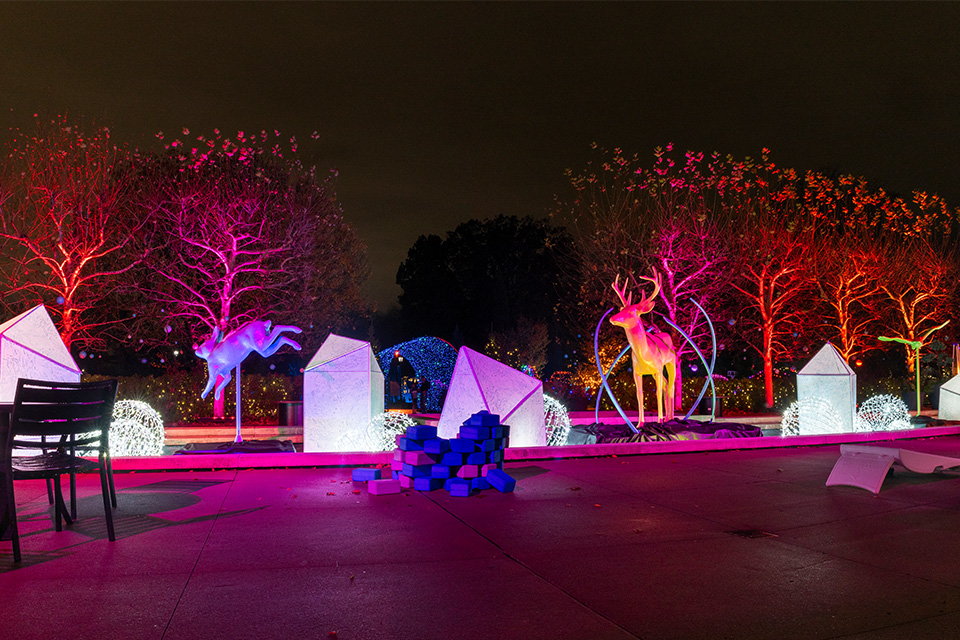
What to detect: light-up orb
<box><xmin>544</xmin><ymin>394</ymin><xmax>572</xmax><ymax>446</ymax></box>
<box><xmin>855</xmin><ymin>394</ymin><xmax>911</xmax><ymax>432</ymax></box>
<box><xmin>781</xmin><ymin>397</ymin><xmax>842</xmax><ymax>436</ymax></box>
<box><xmin>337</xmin><ymin>411</ymin><xmax>418</xmax><ymax>452</ymax></box>
<box><xmin>110</xmin><ymin>400</ymin><xmax>165</xmax><ymax>456</ymax></box>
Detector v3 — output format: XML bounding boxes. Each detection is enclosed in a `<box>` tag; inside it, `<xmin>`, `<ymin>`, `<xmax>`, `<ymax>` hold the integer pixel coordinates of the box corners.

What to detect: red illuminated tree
<box><xmin>811</xmin><ymin>234</ymin><xmax>885</xmax><ymax>364</ymax></box>
<box><xmin>875</xmin><ymin>236</ymin><xmax>956</xmax><ymax>373</ymax></box>
<box><xmin>0</xmin><ymin>115</ymin><xmax>147</xmax><ymax>349</ymax></box>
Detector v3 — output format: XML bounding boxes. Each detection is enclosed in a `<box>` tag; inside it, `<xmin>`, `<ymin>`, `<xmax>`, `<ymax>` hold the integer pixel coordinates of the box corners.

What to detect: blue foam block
<box><xmin>431</xmin><ymin>465</ymin><xmax>454</xmax><ymax>479</ymax></box>
<box><xmin>413</xmin><ymin>477</ymin><xmax>444</xmax><ymax>491</ymax></box>
<box><xmin>466</xmin><ymin>451</ymin><xmax>487</xmax><ymax>465</ymax></box>
<box><xmin>479</xmin><ymin>438</ymin><xmax>498</xmax><ymax>452</ymax></box>
<box><xmin>485</xmin><ymin>469</ymin><xmax>516</xmax><ymax>492</ymax></box>
<box><xmin>407</xmin><ymin>425</ymin><xmax>437</xmax><ymax>441</ymax></box>
<box><xmin>470</xmin><ymin>477</ymin><xmax>491</xmax><ymax>491</ymax></box>
<box><xmin>352</xmin><ymin>468</ymin><xmax>382</xmax><ymax>482</ymax></box>
<box><xmin>441</xmin><ymin>452</ymin><xmax>466</xmax><ymax>466</ymax></box>
<box><xmin>423</xmin><ymin>438</ymin><xmax>451</xmax><ymax>455</ymax></box>
<box><xmin>466</xmin><ymin>410</ymin><xmax>500</xmax><ymax>427</ymax></box>
<box><xmin>397</xmin><ymin>436</ymin><xmax>423</xmax><ymax>451</ymax></box>
<box><xmin>402</xmin><ymin>463</ymin><xmax>433</xmax><ymax>478</ymax></box>
<box><xmin>446</xmin><ymin>478</ymin><xmax>473</xmax><ymax>497</ymax></box>
<box><xmin>488</xmin><ymin>450</ymin><xmax>503</xmax><ymax>464</ymax></box>
<box><xmin>449</xmin><ymin>438</ymin><xmax>476</xmax><ymax>453</ymax></box>
<box><xmin>392</xmin><ymin>470</ymin><xmax>400</xmax><ymax>480</ymax></box>
<box><xmin>492</xmin><ymin>425</ymin><xmax>510</xmax><ymax>439</ymax></box>
<box><xmin>460</xmin><ymin>425</ymin><xmax>492</xmax><ymax>441</ymax></box>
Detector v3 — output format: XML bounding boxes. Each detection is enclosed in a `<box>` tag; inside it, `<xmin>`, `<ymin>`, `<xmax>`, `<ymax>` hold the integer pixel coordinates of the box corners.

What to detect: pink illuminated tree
<box><xmin>0</xmin><ymin>115</ymin><xmax>148</xmax><ymax>349</ymax></box>
<box><xmin>133</xmin><ymin>129</ymin><xmax>368</xmax><ymax>415</ymax></box>
<box><xmin>562</xmin><ymin>144</ymin><xmax>733</xmax><ymax>410</ymax></box>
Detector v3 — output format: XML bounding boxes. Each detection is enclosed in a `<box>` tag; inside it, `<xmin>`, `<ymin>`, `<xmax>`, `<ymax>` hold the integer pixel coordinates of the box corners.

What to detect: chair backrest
<box><xmin>7</xmin><ymin>378</ymin><xmax>119</xmax><ymax>458</ymax></box>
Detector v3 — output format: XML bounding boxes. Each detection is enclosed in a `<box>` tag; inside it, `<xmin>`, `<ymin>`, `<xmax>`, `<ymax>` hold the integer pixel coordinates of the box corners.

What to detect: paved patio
<box><xmin>4</xmin><ymin>436</ymin><xmax>960</xmax><ymax>639</ymax></box>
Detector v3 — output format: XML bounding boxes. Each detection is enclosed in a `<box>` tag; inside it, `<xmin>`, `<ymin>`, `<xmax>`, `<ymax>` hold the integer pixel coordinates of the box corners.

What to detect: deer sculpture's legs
<box><xmin>634</xmin><ymin>373</ymin><xmax>646</xmax><ymax>426</ymax></box>
<box><xmin>664</xmin><ymin>360</ymin><xmax>676</xmax><ymax>421</ymax></box>
<box><xmin>653</xmin><ymin>370</ymin><xmax>665</xmax><ymax>424</ymax></box>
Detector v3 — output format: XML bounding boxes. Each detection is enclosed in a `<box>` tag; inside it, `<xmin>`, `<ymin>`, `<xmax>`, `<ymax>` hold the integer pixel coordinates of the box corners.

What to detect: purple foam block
<box><xmin>413</xmin><ymin>477</ymin><xmax>444</xmax><ymax>491</ymax></box>
<box><xmin>407</xmin><ymin>425</ymin><xmax>437</xmax><ymax>441</ymax></box>
<box><xmin>352</xmin><ymin>468</ymin><xmax>382</xmax><ymax>482</ymax></box>
<box><xmin>457</xmin><ymin>465</ymin><xmax>480</xmax><ymax>479</ymax></box>
<box><xmin>404</xmin><ymin>450</ymin><xmax>437</xmax><ymax>466</ymax></box>
<box><xmin>368</xmin><ymin>479</ymin><xmax>401</xmax><ymax>495</ymax></box>
<box><xmin>460</xmin><ymin>425</ymin><xmax>492</xmax><ymax>441</ymax></box>
<box><xmin>450</xmin><ymin>438</ymin><xmax>477</xmax><ymax>453</ymax></box>
<box><xmin>470</xmin><ymin>477</ymin><xmax>491</xmax><ymax>491</ymax></box>
<box><xmin>485</xmin><ymin>469</ymin><xmax>516</xmax><ymax>492</ymax></box>
<box><xmin>447</xmin><ymin>478</ymin><xmax>473</xmax><ymax>497</ymax></box>
<box><xmin>397</xmin><ymin>436</ymin><xmax>423</xmax><ymax>451</ymax></box>
<box><xmin>402</xmin><ymin>463</ymin><xmax>433</xmax><ymax>478</ymax></box>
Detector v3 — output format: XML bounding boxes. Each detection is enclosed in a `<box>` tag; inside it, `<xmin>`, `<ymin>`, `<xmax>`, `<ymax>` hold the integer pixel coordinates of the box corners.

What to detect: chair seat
<box><xmin>12</xmin><ymin>452</ymin><xmax>98</xmax><ymax>478</ymax></box>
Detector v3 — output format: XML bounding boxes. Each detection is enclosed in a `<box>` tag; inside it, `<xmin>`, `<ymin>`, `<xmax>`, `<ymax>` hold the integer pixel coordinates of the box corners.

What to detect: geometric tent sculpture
<box><xmin>303</xmin><ymin>334</ymin><xmax>385</xmax><ymax>452</ymax></box>
<box><xmin>437</xmin><ymin>347</ymin><xmax>545</xmax><ymax>447</ymax></box>
<box><xmin>796</xmin><ymin>342</ymin><xmax>856</xmax><ymax>434</ymax></box>
<box><xmin>0</xmin><ymin>304</ymin><xmax>81</xmax><ymax>403</ymax></box>
<box><xmin>938</xmin><ymin>373</ymin><xmax>960</xmax><ymax>421</ymax></box>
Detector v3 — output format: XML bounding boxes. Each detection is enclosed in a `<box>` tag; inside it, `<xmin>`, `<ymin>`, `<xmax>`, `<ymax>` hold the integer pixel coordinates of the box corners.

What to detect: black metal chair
<box><xmin>1</xmin><ymin>378</ymin><xmax>118</xmax><ymax>562</ymax></box>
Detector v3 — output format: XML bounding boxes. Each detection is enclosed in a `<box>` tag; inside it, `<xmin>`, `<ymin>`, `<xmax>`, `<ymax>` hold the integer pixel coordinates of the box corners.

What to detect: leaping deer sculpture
<box><xmin>610</xmin><ymin>271</ymin><xmax>677</xmax><ymax>424</ymax></box>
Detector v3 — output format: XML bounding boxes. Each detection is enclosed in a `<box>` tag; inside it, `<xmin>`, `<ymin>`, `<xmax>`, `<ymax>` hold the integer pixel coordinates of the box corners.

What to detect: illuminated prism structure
<box><xmin>303</xmin><ymin>334</ymin><xmax>384</xmax><ymax>452</ymax></box>
<box><xmin>796</xmin><ymin>342</ymin><xmax>856</xmax><ymax>434</ymax></box>
<box><xmin>938</xmin><ymin>374</ymin><xmax>960</xmax><ymax>421</ymax></box>
<box><xmin>0</xmin><ymin>305</ymin><xmax>81</xmax><ymax>403</ymax></box>
<box><xmin>437</xmin><ymin>347</ymin><xmax>545</xmax><ymax>447</ymax></box>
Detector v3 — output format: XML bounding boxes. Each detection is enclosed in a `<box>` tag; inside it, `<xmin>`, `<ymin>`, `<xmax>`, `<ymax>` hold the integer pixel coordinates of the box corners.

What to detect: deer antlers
<box><xmin>611</xmin><ymin>271</ymin><xmax>662</xmax><ymax>309</ymax></box>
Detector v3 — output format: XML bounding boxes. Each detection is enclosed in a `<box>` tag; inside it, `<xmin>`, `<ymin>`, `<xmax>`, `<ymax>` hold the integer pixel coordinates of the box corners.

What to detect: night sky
<box><xmin>2</xmin><ymin>2</ymin><xmax>959</xmax><ymax>310</ymax></box>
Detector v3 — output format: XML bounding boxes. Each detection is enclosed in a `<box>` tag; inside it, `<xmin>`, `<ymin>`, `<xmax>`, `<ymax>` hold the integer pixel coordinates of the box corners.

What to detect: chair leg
<box><xmin>106</xmin><ymin>457</ymin><xmax>117</xmax><ymax>508</ymax></box>
<box><xmin>52</xmin><ymin>475</ymin><xmax>72</xmax><ymax>530</ymax></box>
<box><xmin>45</xmin><ymin>478</ymin><xmax>54</xmax><ymax>504</ymax></box>
<box><xmin>3</xmin><ymin>476</ymin><xmax>20</xmax><ymax>562</ymax></box>
<box><xmin>99</xmin><ymin>468</ymin><xmax>115</xmax><ymax>541</ymax></box>
<box><xmin>70</xmin><ymin>471</ymin><xmax>77</xmax><ymax>519</ymax></box>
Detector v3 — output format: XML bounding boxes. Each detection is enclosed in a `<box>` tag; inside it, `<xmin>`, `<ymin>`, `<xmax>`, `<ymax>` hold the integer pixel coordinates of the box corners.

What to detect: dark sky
<box><xmin>2</xmin><ymin>2</ymin><xmax>959</xmax><ymax>310</ymax></box>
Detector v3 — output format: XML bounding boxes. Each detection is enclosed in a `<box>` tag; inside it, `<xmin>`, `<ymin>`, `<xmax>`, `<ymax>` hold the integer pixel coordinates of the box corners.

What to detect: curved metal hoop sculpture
<box><xmin>594</xmin><ymin>298</ymin><xmax>717</xmax><ymax>431</ymax></box>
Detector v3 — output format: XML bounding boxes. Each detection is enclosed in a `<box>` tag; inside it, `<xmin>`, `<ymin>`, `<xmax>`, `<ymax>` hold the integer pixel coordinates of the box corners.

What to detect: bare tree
<box><xmin>876</xmin><ymin>237</ymin><xmax>956</xmax><ymax>372</ymax></box>
<box><xmin>0</xmin><ymin>115</ymin><xmax>147</xmax><ymax>349</ymax></box>
<box><xmin>133</xmin><ymin>129</ymin><xmax>368</xmax><ymax>415</ymax></box>
<box><xmin>812</xmin><ymin>233</ymin><xmax>885</xmax><ymax>363</ymax></box>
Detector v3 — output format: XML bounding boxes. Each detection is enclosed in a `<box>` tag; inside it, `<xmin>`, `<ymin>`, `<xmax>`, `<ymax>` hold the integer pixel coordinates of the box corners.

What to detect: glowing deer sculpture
<box><xmin>610</xmin><ymin>271</ymin><xmax>677</xmax><ymax>424</ymax></box>
<box><xmin>195</xmin><ymin>320</ymin><xmax>302</xmax><ymax>400</ymax></box>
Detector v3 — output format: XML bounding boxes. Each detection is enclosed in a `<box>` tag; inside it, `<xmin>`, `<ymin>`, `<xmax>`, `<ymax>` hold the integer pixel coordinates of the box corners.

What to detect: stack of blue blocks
<box><xmin>388</xmin><ymin>410</ymin><xmax>516</xmax><ymax>497</ymax></box>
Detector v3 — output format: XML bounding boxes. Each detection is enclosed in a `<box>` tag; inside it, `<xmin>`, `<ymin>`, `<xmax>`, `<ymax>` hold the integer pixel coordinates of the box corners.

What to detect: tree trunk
<box><xmin>763</xmin><ymin>350</ymin><xmax>774</xmax><ymax>409</ymax></box>
<box><xmin>674</xmin><ymin>364</ymin><xmax>683</xmax><ymax>412</ymax></box>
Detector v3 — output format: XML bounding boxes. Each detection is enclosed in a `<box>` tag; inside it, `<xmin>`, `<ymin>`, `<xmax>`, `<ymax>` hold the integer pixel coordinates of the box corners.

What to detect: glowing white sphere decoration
<box><xmin>337</xmin><ymin>411</ymin><xmax>418</xmax><ymax>452</ymax></box>
<box><xmin>544</xmin><ymin>394</ymin><xmax>572</xmax><ymax>446</ymax></box>
<box><xmin>110</xmin><ymin>400</ymin><xmax>165</xmax><ymax>456</ymax></box>
<box><xmin>781</xmin><ymin>397</ymin><xmax>843</xmax><ymax>436</ymax></box>
<box><xmin>855</xmin><ymin>394</ymin><xmax>911</xmax><ymax>432</ymax></box>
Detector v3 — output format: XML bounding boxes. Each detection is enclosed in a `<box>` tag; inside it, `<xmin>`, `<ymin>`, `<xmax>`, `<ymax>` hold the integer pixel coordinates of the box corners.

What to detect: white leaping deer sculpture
<box><xmin>610</xmin><ymin>271</ymin><xmax>677</xmax><ymax>424</ymax></box>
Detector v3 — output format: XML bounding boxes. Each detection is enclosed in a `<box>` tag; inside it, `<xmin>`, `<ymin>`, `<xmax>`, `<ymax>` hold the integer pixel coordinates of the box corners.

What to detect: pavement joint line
<box><xmin>422</xmin><ymin>490</ymin><xmax>645</xmax><ymax>640</ymax></box>
<box><xmin>159</xmin><ymin>468</ymin><xmax>239</xmax><ymax>640</ymax></box>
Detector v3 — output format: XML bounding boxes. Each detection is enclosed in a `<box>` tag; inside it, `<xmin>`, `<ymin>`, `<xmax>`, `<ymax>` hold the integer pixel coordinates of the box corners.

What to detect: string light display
<box><xmin>334</xmin><ymin>411</ymin><xmax>417</xmax><ymax>452</ymax></box>
<box><xmin>781</xmin><ymin>397</ymin><xmax>842</xmax><ymax>436</ymax></box>
<box><xmin>855</xmin><ymin>394</ymin><xmax>911</xmax><ymax>432</ymax></box>
<box><xmin>376</xmin><ymin>337</ymin><xmax>458</xmax><ymax>411</ymax></box>
<box><xmin>110</xmin><ymin>400</ymin><xmax>165</xmax><ymax>456</ymax></box>
<box><xmin>544</xmin><ymin>394</ymin><xmax>572</xmax><ymax>446</ymax></box>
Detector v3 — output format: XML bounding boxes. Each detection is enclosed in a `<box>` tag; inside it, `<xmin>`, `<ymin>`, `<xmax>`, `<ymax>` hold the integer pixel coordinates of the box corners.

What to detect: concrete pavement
<box><xmin>4</xmin><ymin>437</ymin><xmax>960</xmax><ymax>639</ymax></box>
